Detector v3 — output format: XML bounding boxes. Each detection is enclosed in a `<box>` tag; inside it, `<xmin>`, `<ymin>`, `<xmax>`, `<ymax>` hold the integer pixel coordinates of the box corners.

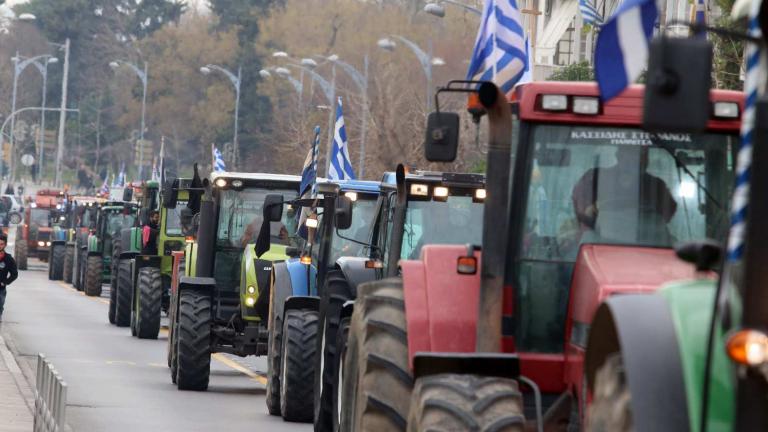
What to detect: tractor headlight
<box><xmin>247</xmin><ymin>285</ymin><xmax>256</xmax><ymax>294</ymax></box>
<box><xmin>46</xmin><ymin>242</ymin><xmax>51</xmax><ymax>246</ymax></box>
<box><xmin>38</xmin><ymin>241</ymin><xmax>45</xmax><ymax>247</ymax></box>
<box><xmin>245</xmin><ymin>297</ymin><xmax>256</xmax><ymax>307</ymax></box>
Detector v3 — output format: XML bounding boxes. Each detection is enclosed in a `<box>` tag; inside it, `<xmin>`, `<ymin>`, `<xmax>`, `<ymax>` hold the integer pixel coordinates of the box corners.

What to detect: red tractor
<box><xmin>15</xmin><ymin>189</ymin><xmax>66</xmax><ymax>270</ymax></box>
<box><xmin>340</xmin><ymin>81</ymin><xmax>742</xmax><ymax>430</ymax></box>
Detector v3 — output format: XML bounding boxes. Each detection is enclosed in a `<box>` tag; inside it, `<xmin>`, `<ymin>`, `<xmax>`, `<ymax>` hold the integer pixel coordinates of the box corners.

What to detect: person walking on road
<box><xmin>0</xmin><ymin>235</ymin><xmax>19</xmax><ymax>321</ymax></box>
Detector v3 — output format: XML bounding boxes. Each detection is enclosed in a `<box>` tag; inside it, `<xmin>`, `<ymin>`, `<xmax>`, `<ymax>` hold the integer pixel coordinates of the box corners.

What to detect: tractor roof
<box><xmin>335</xmin><ymin>180</ymin><xmax>383</xmax><ymax>194</ymax></box>
<box><xmin>209</xmin><ymin>171</ymin><xmax>301</xmax><ymax>184</ymax></box>
<box><xmin>407</xmin><ymin>171</ymin><xmax>485</xmax><ymax>188</ymax></box>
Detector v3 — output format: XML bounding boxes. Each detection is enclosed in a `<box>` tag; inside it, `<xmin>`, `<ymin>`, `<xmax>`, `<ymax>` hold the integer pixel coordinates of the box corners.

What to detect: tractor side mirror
<box><xmin>644</xmin><ymin>36</ymin><xmax>712</xmax><ymax>133</ymax></box>
<box><xmin>123</xmin><ymin>187</ymin><xmax>134</xmax><ymax>202</ymax></box>
<box><xmin>424</xmin><ymin>111</ymin><xmax>460</xmax><ymax>162</ymax></box>
<box><xmin>335</xmin><ymin>195</ymin><xmax>353</xmax><ymax>230</ymax></box>
<box><xmin>263</xmin><ymin>194</ymin><xmax>284</xmax><ymax>222</ymax></box>
<box><xmin>163</xmin><ymin>178</ymin><xmax>179</xmax><ymax>209</ymax></box>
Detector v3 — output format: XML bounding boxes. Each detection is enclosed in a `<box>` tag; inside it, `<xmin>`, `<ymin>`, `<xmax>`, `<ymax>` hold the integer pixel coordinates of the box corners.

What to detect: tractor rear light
<box><xmin>457</xmin><ymin>256</ymin><xmax>477</xmax><ymax>275</ymax></box>
<box><xmin>573</xmin><ymin>97</ymin><xmax>600</xmax><ymax>115</ymax></box>
<box><xmin>541</xmin><ymin>95</ymin><xmax>568</xmax><ymax>111</ymax></box>
<box><xmin>344</xmin><ymin>192</ymin><xmax>358</xmax><ymax>202</ymax></box>
<box><xmin>727</xmin><ymin>329</ymin><xmax>768</xmax><ymax>366</ymax></box>
<box><xmin>433</xmin><ymin>186</ymin><xmax>449</xmax><ymax>201</ymax></box>
<box><xmin>410</xmin><ymin>184</ymin><xmax>429</xmax><ymax>197</ymax></box>
<box><xmin>714</xmin><ymin>102</ymin><xmax>739</xmax><ymax>119</ymax></box>
<box><xmin>245</xmin><ymin>297</ymin><xmax>256</xmax><ymax>307</ymax></box>
<box><xmin>365</xmin><ymin>259</ymin><xmax>384</xmax><ymax>269</ymax></box>
<box><xmin>300</xmin><ymin>255</ymin><xmax>312</xmax><ymax>265</ymax></box>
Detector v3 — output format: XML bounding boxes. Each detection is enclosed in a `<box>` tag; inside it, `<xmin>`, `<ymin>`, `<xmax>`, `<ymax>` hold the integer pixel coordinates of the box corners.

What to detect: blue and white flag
<box><xmin>466</xmin><ymin>0</ymin><xmax>527</xmax><ymax>94</ymax></box>
<box><xmin>297</xmin><ymin>127</ymin><xmax>321</xmax><ymax>240</ymax></box>
<box><xmin>516</xmin><ymin>36</ymin><xmax>533</xmax><ymax>86</ymax></box>
<box><xmin>328</xmin><ymin>98</ymin><xmax>356</xmax><ymax>181</ymax></box>
<box><xmin>99</xmin><ymin>173</ymin><xmax>110</xmax><ymax>195</ymax></box>
<box><xmin>212</xmin><ymin>145</ymin><xmax>226</xmax><ymax>172</ymax></box>
<box><xmin>113</xmin><ymin>163</ymin><xmax>126</xmax><ymax>187</ymax></box>
<box><xmin>579</xmin><ymin>0</ymin><xmax>604</xmax><ymax>25</ymax></box>
<box><xmin>594</xmin><ymin>0</ymin><xmax>657</xmax><ymax>101</ymax></box>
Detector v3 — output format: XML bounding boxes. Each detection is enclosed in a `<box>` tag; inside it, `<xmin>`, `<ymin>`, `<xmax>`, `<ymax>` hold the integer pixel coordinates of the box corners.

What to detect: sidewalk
<box><xmin>0</xmin><ymin>332</ymin><xmax>34</xmax><ymax>432</ymax></box>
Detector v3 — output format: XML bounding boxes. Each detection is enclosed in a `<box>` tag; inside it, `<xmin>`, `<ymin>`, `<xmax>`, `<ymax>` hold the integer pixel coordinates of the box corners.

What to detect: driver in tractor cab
<box><xmin>142</xmin><ymin>210</ymin><xmax>160</xmax><ymax>254</ymax></box>
<box><xmin>571</xmin><ymin>145</ymin><xmax>678</xmax><ymax>244</ymax></box>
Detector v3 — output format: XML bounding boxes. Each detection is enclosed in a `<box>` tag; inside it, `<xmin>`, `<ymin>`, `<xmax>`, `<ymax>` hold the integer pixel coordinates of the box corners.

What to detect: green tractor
<box><xmin>166</xmin><ymin>172</ymin><xmax>301</xmax><ymax>391</ymax></box>
<box><xmin>113</xmin><ymin>180</ymin><xmax>191</xmax><ymax>337</ymax></box>
<box><xmin>50</xmin><ymin>196</ymin><xmax>100</xmax><ymax>283</ymax></box>
<box><xmin>78</xmin><ymin>199</ymin><xmax>138</xmax><ymax>297</ymax></box>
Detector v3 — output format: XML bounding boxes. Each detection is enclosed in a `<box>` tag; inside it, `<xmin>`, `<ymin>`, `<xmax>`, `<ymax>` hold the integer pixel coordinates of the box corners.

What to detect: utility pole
<box><xmin>324</xmin><ymin>64</ymin><xmax>336</xmax><ymax>178</ymax></box>
<box><xmin>54</xmin><ymin>38</ymin><xmax>70</xmax><ymax>187</ymax></box>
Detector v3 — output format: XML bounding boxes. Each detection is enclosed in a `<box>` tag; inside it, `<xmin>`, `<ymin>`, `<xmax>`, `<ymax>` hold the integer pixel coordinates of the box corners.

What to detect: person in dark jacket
<box><xmin>0</xmin><ymin>235</ymin><xmax>19</xmax><ymax>321</ymax></box>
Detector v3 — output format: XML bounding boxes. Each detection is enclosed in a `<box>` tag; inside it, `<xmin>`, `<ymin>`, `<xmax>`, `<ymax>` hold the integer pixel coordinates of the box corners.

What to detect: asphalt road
<box><xmin>0</xmin><ymin>257</ymin><xmax>312</xmax><ymax>432</ymax></box>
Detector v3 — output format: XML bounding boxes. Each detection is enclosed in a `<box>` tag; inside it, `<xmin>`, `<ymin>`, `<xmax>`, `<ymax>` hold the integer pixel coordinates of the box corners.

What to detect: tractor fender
<box><xmin>585</xmin><ymin>294</ymin><xmax>690</xmax><ymax>432</ymax></box>
<box><xmin>178</xmin><ymin>276</ymin><xmax>216</xmax><ymax>293</ymax></box>
<box><xmin>334</xmin><ymin>256</ymin><xmax>376</xmax><ymax>296</ymax></box>
<box><xmin>286</xmin><ymin>259</ymin><xmax>316</xmax><ymax>297</ymax></box>
<box><xmin>134</xmin><ymin>255</ymin><xmax>162</xmax><ymax>272</ymax></box>
<box><xmin>270</xmin><ymin>260</ymin><xmax>317</xmax><ymax>326</ymax></box>
<box><xmin>51</xmin><ymin>240</ymin><xmax>66</xmax><ymax>247</ymax></box>
<box><xmin>284</xmin><ymin>295</ymin><xmax>319</xmax><ymax>312</ymax></box>
<box><xmin>120</xmin><ymin>250</ymin><xmax>139</xmax><ymax>260</ymax></box>
<box><xmin>400</xmin><ymin>245</ymin><xmax>481</xmax><ymax>369</ymax></box>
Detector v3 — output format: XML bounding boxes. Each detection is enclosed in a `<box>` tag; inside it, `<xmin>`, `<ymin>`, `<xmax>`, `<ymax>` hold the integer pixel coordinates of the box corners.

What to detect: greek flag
<box><xmin>328</xmin><ymin>98</ymin><xmax>356</xmax><ymax>181</ymax></box>
<box><xmin>212</xmin><ymin>145</ymin><xmax>226</xmax><ymax>172</ymax></box>
<box><xmin>99</xmin><ymin>174</ymin><xmax>109</xmax><ymax>195</ymax></box>
<box><xmin>113</xmin><ymin>164</ymin><xmax>126</xmax><ymax>187</ymax></box>
<box><xmin>516</xmin><ymin>36</ymin><xmax>533</xmax><ymax>86</ymax></box>
<box><xmin>466</xmin><ymin>0</ymin><xmax>527</xmax><ymax>94</ymax></box>
<box><xmin>594</xmin><ymin>0</ymin><xmax>657</xmax><ymax>101</ymax></box>
<box><xmin>297</xmin><ymin>127</ymin><xmax>321</xmax><ymax>240</ymax></box>
<box><xmin>580</xmin><ymin>0</ymin><xmax>604</xmax><ymax>25</ymax></box>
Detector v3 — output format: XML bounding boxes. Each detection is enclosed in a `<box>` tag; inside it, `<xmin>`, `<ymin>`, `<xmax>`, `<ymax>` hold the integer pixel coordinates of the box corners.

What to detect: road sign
<box><xmin>20</xmin><ymin>154</ymin><xmax>34</xmax><ymax>166</ymax></box>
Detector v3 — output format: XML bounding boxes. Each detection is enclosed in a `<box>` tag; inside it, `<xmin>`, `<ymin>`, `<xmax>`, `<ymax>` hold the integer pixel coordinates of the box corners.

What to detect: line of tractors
<box><xmin>22</xmin><ymin>29</ymin><xmax>768</xmax><ymax>432</ymax></box>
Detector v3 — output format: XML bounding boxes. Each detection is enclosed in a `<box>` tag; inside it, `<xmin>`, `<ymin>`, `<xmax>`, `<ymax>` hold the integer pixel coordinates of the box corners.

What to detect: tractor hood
<box><xmin>569</xmin><ymin>244</ymin><xmax>700</xmax><ymax>325</ymax></box>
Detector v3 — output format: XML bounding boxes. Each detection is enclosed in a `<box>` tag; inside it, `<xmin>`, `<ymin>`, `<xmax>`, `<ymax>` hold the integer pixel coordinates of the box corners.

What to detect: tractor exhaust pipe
<box><xmin>386</xmin><ymin>164</ymin><xmax>408</xmax><ymax>278</ymax></box>
<box><xmin>475</xmin><ymin>82</ymin><xmax>513</xmax><ymax>353</ymax></box>
<box><xmin>195</xmin><ymin>198</ymin><xmax>215</xmax><ymax>278</ymax></box>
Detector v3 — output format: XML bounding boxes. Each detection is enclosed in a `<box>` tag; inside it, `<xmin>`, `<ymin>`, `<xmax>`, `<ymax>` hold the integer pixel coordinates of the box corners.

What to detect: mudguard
<box><xmin>269</xmin><ymin>259</ymin><xmax>318</xmax><ymax>326</ymax></box>
<box><xmin>133</xmin><ymin>255</ymin><xmax>162</xmax><ymax>277</ymax></box>
<box><xmin>585</xmin><ymin>294</ymin><xmax>690</xmax><ymax>432</ymax></box>
<box><xmin>401</xmin><ymin>245</ymin><xmax>482</xmax><ymax>369</ymax></box>
<box><xmin>284</xmin><ymin>296</ymin><xmax>319</xmax><ymax>312</ymax></box>
<box><xmin>335</xmin><ymin>256</ymin><xmax>376</xmax><ymax>296</ymax></box>
<box><xmin>178</xmin><ymin>276</ymin><xmax>216</xmax><ymax>292</ymax></box>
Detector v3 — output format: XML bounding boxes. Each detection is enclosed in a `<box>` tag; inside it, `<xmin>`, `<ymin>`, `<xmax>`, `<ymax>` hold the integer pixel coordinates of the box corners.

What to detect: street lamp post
<box><xmin>259</xmin><ymin>67</ymin><xmax>304</xmax><ymax>107</ymax></box>
<box><xmin>200</xmin><ymin>64</ymin><xmax>241</xmax><ymax>169</ymax></box>
<box><xmin>10</xmin><ymin>52</ymin><xmax>57</xmax><ymax>182</ymax></box>
<box><xmin>30</xmin><ymin>56</ymin><xmax>58</xmax><ymax>182</ymax></box>
<box><xmin>110</xmin><ymin>59</ymin><xmax>148</xmax><ymax>179</ymax></box>
<box><xmin>424</xmin><ymin>0</ymin><xmax>483</xmax><ymax>17</ymax></box>
<box><xmin>378</xmin><ymin>35</ymin><xmax>439</xmax><ymax>110</ymax></box>
<box><xmin>320</xmin><ymin>55</ymin><xmax>370</xmax><ymax>178</ymax></box>
<box><xmin>54</xmin><ymin>38</ymin><xmax>70</xmax><ymax>188</ymax></box>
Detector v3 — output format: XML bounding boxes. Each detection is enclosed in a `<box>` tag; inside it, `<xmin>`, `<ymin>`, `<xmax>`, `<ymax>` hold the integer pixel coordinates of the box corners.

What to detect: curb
<box><xmin>0</xmin><ymin>332</ymin><xmax>35</xmax><ymax>415</ymax></box>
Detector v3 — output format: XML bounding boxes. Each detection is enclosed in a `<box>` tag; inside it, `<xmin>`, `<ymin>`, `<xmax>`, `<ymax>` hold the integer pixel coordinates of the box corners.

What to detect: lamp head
<box><xmin>424</xmin><ymin>3</ymin><xmax>446</xmax><ymax>17</ymax></box>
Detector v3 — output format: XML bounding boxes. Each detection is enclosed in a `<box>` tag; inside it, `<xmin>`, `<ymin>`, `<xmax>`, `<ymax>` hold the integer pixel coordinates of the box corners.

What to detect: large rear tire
<box><xmin>75</xmin><ymin>249</ymin><xmax>86</xmax><ymax>290</ymax></box>
<box><xmin>280</xmin><ymin>309</ymin><xmax>319</xmax><ymax>422</ymax></box>
<box><xmin>176</xmin><ymin>289</ymin><xmax>211</xmax><ymax>391</ymax></box>
<box><xmin>315</xmin><ymin>271</ymin><xmax>354</xmax><ymax>431</ymax></box>
<box><xmin>407</xmin><ymin>374</ymin><xmax>525</xmax><ymax>432</ymax></box>
<box><xmin>50</xmin><ymin>244</ymin><xmax>65</xmax><ymax>281</ymax></box>
<box><xmin>341</xmin><ymin>278</ymin><xmax>412</xmax><ymax>432</ymax></box>
<box><xmin>63</xmin><ymin>245</ymin><xmax>74</xmax><ymax>283</ymax></box>
<box><xmin>84</xmin><ymin>255</ymin><xmax>103</xmax><ymax>297</ymax></box>
<box><xmin>15</xmin><ymin>240</ymin><xmax>27</xmax><ymax>271</ymax></box>
<box><xmin>331</xmin><ymin>317</ymin><xmax>350</xmax><ymax>432</ymax></box>
<box><xmin>266</xmin><ymin>304</ymin><xmax>283</xmax><ymax>416</ymax></box>
<box><xmin>135</xmin><ymin>267</ymin><xmax>162</xmax><ymax>339</ymax></box>
<box><xmin>587</xmin><ymin>354</ymin><xmax>632</xmax><ymax>431</ymax></box>
<box><xmin>115</xmin><ymin>260</ymin><xmax>132</xmax><ymax>327</ymax></box>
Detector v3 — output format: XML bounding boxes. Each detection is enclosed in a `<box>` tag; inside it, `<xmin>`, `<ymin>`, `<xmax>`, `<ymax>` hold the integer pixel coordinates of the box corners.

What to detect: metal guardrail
<box><xmin>34</xmin><ymin>353</ymin><xmax>68</xmax><ymax>432</ymax></box>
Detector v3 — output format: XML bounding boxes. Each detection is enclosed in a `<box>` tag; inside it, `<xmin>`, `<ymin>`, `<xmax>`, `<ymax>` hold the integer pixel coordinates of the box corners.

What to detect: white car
<box><xmin>1</xmin><ymin>194</ymin><xmax>23</xmax><ymax>225</ymax></box>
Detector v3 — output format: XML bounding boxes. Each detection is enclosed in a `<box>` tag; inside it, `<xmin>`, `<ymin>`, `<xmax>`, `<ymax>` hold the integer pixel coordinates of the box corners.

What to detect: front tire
<box><xmin>266</xmin><ymin>303</ymin><xmax>284</xmax><ymax>416</ymax></box>
<box><xmin>341</xmin><ymin>278</ymin><xmax>412</xmax><ymax>432</ymax></box>
<box><xmin>84</xmin><ymin>255</ymin><xmax>103</xmax><ymax>297</ymax></box>
<box><xmin>63</xmin><ymin>245</ymin><xmax>74</xmax><ymax>283</ymax></box>
<box><xmin>50</xmin><ymin>244</ymin><xmax>65</xmax><ymax>281</ymax></box>
<box><xmin>135</xmin><ymin>267</ymin><xmax>162</xmax><ymax>339</ymax></box>
<box><xmin>331</xmin><ymin>317</ymin><xmax>350</xmax><ymax>432</ymax></box>
<box><xmin>587</xmin><ymin>354</ymin><xmax>632</xmax><ymax>431</ymax></box>
<box><xmin>176</xmin><ymin>289</ymin><xmax>211</xmax><ymax>391</ymax></box>
<box><xmin>280</xmin><ymin>309</ymin><xmax>318</xmax><ymax>422</ymax></box>
<box><xmin>115</xmin><ymin>260</ymin><xmax>132</xmax><ymax>327</ymax></box>
<box><xmin>15</xmin><ymin>240</ymin><xmax>27</xmax><ymax>271</ymax></box>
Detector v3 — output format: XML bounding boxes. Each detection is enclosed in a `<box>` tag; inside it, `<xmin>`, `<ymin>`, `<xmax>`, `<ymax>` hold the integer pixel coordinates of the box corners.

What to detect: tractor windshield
<box><xmin>214</xmin><ymin>186</ymin><xmax>299</xmax><ymax>292</ymax></box>
<box><xmin>165</xmin><ymin>200</ymin><xmax>188</xmax><ymax>236</ymax></box>
<box><xmin>106</xmin><ymin>210</ymin><xmax>136</xmax><ymax>237</ymax></box>
<box><xmin>514</xmin><ymin>124</ymin><xmax>736</xmax><ymax>352</ymax></box>
<box><xmin>329</xmin><ymin>193</ymin><xmax>379</xmax><ymax>262</ymax></box>
<box><xmin>30</xmin><ymin>208</ymin><xmax>51</xmax><ymax>227</ymax></box>
<box><xmin>401</xmin><ymin>193</ymin><xmax>484</xmax><ymax>260</ymax></box>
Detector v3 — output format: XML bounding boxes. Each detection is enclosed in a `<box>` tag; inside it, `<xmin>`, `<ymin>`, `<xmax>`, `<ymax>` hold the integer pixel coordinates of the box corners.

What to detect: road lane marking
<box><xmin>211</xmin><ymin>353</ymin><xmax>268</xmax><ymax>385</ymax></box>
<box><xmin>55</xmin><ymin>281</ymin><xmax>110</xmax><ymax>304</ymax></box>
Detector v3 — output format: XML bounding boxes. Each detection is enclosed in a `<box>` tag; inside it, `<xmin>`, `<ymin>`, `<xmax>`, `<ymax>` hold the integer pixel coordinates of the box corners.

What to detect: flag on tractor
<box><xmin>114</xmin><ymin>164</ymin><xmax>126</xmax><ymax>187</ymax></box>
<box><xmin>516</xmin><ymin>36</ymin><xmax>533</xmax><ymax>86</ymax></box>
<box><xmin>99</xmin><ymin>173</ymin><xmax>109</xmax><ymax>195</ymax></box>
<box><xmin>466</xmin><ymin>0</ymin><xmax>528</xmax><ymax>93</ymax></box>
<box><xmin>594</xmin><ymin>0</ymin><xmax>657</xmax><ymax>101</ymax></box>
<box><xmin>212</xmin><ymin>145</ymin><xmax>226</xmax><ymax>172</ymax></box>
<box><xmin>328</xmin><ymin>98</ymin><xmax>356</xmax><ymax>181</ymax></box>
<box><xmin>579</xmin><ymin>0</ymin><xmax>604</xmax><ymax>25</ymax></box>
<box><xmin>297</xmin><ymin>126</ymin><xmax>322</xmax><ymax>240</ymax></box>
